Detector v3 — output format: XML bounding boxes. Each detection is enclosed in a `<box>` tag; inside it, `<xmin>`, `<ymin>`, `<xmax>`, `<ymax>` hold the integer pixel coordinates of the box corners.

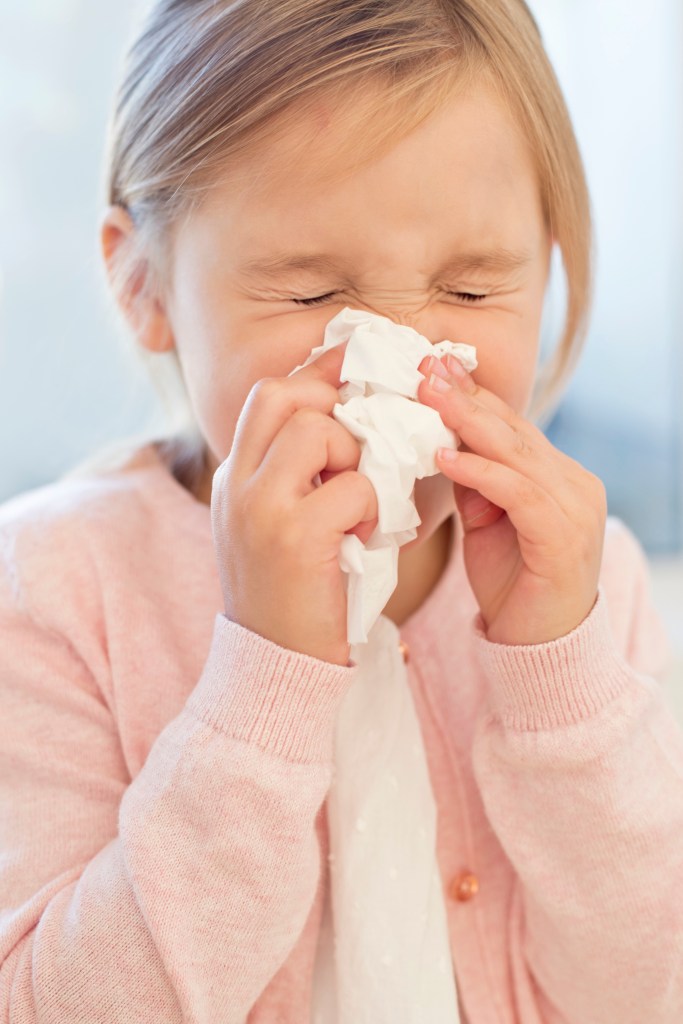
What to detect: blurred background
<box><xmin>0</xmin><ymin>1</ymin><xmax>681</xmax><ymax>700</ymax></box>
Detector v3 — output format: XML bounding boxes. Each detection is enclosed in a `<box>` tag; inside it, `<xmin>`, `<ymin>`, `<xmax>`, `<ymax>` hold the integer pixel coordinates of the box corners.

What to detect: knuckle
<box><xmin>250</xmin><ymin>376</ymin><xmax>280</xmax><ymax>405</ymax></box>
<box><xmin>462</xmin><ymin>397</ymin><xmax>482</xmax><ymax>419</ymax></box>
<box><xmin>527</xmin><ymin>420</ymin><xmax>547</xmax><ymax>444</ymax></box>
<box><xmin>251</xmin><ymin>375</ymin><xmax>340</xmax><ymax>416</ymax></box>
<box><xmin>511</xmin><ymin>431</ymin><xmax>533</xmax><ymax>458</ymax></box>
<box><xmin>290</xmin><ymin>406</ymin><xmax>323</xmax><ymax>430</ymax></box>
<box><xmin>347</xmin><ymin>468</ymin><xmax>378</xmax><ymax>502</ymax></box>
<box><xmin>515</xmin><ymin>475</ymin><xmax>540</xmax><ymax>505</ymax></box>
<box><xmin>466</xmin><ymin>380</ymin><xmax>482</xmax><ymax>399</ymax></box>
<box><xmin>575</xmin><ymin>471</ymin><xmax>608</xmax><ymax>525</ymax></box>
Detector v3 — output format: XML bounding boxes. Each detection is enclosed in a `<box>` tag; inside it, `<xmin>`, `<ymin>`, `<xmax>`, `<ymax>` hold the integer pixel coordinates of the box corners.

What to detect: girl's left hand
<box><xmin>418</xmin><ymin>354</ymin><xmax>607</xmax><ymax>646</ymax></box>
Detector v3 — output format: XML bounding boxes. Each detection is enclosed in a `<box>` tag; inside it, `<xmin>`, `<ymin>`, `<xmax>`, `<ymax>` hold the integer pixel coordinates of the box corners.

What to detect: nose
<box><xmin>350</xmin><ymin>298</ymin><xmax>449</xmax><ymax>347</ymax></box>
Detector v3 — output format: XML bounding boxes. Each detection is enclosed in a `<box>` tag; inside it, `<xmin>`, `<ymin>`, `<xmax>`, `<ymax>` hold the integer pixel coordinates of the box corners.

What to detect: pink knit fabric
<box><xmin>0</xmin><ymin>443</ymin><xmax>680</xmax><ymax>1023</ymax></box>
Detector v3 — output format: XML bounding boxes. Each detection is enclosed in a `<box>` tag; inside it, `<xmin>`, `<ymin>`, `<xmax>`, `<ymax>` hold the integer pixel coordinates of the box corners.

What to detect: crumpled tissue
<box><xmin>290</xmin><ymin>306</ymin><xmax>477</xmax><ymax>644</ymax></box>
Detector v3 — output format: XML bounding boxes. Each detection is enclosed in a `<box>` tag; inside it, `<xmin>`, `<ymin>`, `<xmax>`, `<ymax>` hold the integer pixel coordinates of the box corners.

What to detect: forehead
<box><xmin>189</xmin><ymin>76</ymin><xmax>544</xmax><ymax>263</ymax></box>
<box><xmin>214</xmin><ymin>71</ymin><xmax>533</xmax><ymax>192</ymax></box>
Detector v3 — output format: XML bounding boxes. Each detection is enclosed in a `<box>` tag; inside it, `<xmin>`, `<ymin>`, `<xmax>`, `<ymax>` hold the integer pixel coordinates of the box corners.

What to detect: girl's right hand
<box><xmin>210</xmin><ymin>343</ymin><xmax>379</xmax><ymax>666</ymax></box>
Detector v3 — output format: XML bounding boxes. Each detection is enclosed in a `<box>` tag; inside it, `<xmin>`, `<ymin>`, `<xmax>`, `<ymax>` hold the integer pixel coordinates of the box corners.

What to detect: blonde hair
<box><xmin>97</xmin><ymin>0</ymin><xmax>592</xmax><ymax>483</ymax></box>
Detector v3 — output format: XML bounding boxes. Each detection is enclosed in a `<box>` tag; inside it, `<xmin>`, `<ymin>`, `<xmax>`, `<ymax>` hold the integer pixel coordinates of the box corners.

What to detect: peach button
<box><xmin>449</xmin><ymin>871</ymin><xmax>479</xmax><ymax>902</ymax></box>
<box><xmin>398</xmin><ymin>640</ymin><xmax>410</xmax><ymax>664</ymax></box>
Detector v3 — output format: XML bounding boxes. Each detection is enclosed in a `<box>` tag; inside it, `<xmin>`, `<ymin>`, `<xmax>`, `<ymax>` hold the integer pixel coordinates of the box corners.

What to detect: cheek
<box><xmin>472</xmin><ymin>330</ymin><xmax>539</xmax><ymax>414</ymax></box>
<box><xmin>191</xmin><ymin>330</ymin><xmax>324</xmax><ymax>463</ymax></box>
<box><xmin>173</xmin><ymin>331</ymin><xmax>259</xmax><ymax>463</ymax></box>
<box><xmin>182</xmin><ymin>370</ymin><xmax>249</xmax><ymax>466</ymax></box>
<box><xmin>484</xmin><ymin>363</ymin><xmax>536</xmax><ymax>414</ymax></box>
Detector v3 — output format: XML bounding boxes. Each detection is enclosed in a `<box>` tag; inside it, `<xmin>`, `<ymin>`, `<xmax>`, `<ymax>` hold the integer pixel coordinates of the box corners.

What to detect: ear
<box><xmin>100</xmin><ymin>204</ymin><xmax>175</xmax><ymax>353</ymax></box>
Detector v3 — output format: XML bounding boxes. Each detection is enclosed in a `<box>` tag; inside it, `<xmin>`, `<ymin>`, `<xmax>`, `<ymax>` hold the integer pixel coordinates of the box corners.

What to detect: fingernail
<box><xmin>446</xmin><ymin>354</ymin><xmax>472</xmax><ymax>384</ymax></box>
<box><xmin>462</xmin><ymin>496</ymin><xmax>493</xmax><ymax>525</ymax></box>
<box><xmin>437</xmin><ymin>446</ymin><xmax>459</xmax><ymax>462</ymax></box>
<box><xmin>428</xmin><ymin>373</ymin><xmax>451</xmax><ymax>394</ymax></box>
<box><xmin>427</xmin><ymin>356</ymin><xmax>450</xmax><ymax>380</ymax></box>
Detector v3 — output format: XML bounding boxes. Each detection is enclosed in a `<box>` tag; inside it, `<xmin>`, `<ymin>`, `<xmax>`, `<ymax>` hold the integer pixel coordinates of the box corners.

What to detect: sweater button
<box><xmin>449</xmin><ymin>870</ymin><xmax>479</xmax><ymax>902</ymax></box>
<box><xmin>398</xmin><ymin>640</ymin><xmax>410</xmax><ymax>664</ymax></box>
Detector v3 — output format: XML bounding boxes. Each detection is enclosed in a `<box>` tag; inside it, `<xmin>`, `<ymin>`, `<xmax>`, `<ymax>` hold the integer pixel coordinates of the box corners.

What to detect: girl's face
<box><xmin>157</xmin><ymin>77</ymin><xmax>552</xmax><ymax>537</ymax></box>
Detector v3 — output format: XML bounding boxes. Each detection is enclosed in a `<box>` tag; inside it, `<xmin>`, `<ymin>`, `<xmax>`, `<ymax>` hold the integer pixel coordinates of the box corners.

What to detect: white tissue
<box><xmin>290</xmin><ymin>307</ymin><xmax>477</xmax><ymax>644</ymax></box>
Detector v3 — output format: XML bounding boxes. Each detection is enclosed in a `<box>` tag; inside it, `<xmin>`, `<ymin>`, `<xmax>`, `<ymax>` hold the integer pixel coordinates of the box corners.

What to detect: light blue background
<box><xmin>529</xmin><ymin>0</ymin><xmax>683</xmax><ymax>553</ymax></box>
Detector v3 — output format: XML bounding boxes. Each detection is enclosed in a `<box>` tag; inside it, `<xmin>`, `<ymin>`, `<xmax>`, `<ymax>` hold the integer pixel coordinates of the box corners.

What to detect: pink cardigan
<box><xmin>0</xmin><ymin>444</ymin><xmax>680</xmax><ymax>1023</ymax></box>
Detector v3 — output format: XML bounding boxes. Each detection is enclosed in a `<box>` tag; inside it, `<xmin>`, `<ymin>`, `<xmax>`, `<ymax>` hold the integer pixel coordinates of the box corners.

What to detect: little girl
<box><xmin>1</xmin><ymin>1</ymin><xmax>681</xmax><ymax>1021</ymax></box>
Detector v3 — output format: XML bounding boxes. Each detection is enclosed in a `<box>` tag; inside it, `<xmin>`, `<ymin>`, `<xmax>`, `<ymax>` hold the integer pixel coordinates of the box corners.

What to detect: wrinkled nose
<box><xmin>350</xmin><ymin>299</ymin><xmax>452</xmax><ymax>346</ymax></box>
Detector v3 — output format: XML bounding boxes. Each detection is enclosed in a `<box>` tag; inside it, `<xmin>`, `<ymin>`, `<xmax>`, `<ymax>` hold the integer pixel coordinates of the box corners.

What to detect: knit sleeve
<box><xmin>470</xmin><ymin>518</ymin><xmax>683</xmax><ymax>1024</ymax></box>
<box><xmin>0</xmin><ymin>526</ymin><xmax>355</xmax><ymax>1023</ymax></box>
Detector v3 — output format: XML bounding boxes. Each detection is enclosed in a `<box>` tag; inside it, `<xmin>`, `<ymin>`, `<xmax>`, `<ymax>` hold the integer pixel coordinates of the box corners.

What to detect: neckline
<box><xmin>127</xmin><ymin>441</ymin><xmax>213</xmax><ymax>523</ymax></box>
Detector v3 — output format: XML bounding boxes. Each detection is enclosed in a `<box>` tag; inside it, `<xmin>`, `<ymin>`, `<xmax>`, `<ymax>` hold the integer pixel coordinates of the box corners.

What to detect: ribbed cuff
<box><xmin>186</xmin><ymin>614</ymin><xmax>357</xmax><ymax>763</ymax></box>
<box><xmin>473</xmin><ymin>589</ymin><xmax>635</xmax><ymax>730</ymax></box>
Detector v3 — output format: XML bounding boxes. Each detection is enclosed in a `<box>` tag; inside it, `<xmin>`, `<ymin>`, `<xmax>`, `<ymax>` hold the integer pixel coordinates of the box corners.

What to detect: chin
<box><xmin>403</xmin><ymin>473</ymin><xmax>456</xmax><ymax>551</ymax></box>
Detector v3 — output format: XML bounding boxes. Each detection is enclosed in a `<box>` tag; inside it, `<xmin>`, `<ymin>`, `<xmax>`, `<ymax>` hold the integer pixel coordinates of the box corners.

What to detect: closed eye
<box><xmin>291</xmin><ymin>291</ymin><xmax>488</xmax><ymax>307</ymax></box>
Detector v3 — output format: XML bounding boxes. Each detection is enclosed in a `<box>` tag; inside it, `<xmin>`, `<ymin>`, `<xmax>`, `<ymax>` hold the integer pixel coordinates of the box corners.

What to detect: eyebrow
<box><xmin>238</xmin><ymin>247</ymin><xmax>533</xmax><ymax>282</ymax></box>
<box><xmin>239</xmin><ymin>252</ymin><xmax>353</xmax><ymax>280</ymax></box>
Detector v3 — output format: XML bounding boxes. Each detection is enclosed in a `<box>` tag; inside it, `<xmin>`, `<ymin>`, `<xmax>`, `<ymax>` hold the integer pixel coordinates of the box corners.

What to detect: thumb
<box><xmin>452</xmin><ymin>482</ymin><xmax>505</xmax><ymax>532</ymax></box>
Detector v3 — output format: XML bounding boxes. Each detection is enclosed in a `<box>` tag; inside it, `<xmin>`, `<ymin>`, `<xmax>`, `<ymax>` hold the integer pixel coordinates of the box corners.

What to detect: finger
<box><xmin>451</xmin><ymin>481</ymin><xmax>506</xmax><ymax>532</ymax></box>
<box><xmin>257</xmin><ymin>407</ymin><xmax>361</xmax><ymax>500</ymax></box>
<box><xmin>301</xmin><ymin>469</ymin><xmax>379</xmax><ymax>545</ymax></box>
<box><xmin>419</xmin><ymin>353</ymin><xmax>568</xmax><ymax>461</ymax></box>
<box><xmin>418</xmin><ymin>353</ymin><xmax>521</xmax><ymax>428</ymax></box>
<box><xmin>289</xmin><ymin>338</ymin><xmax>349</xmax><ymax>388</ymax></box>
<box><xmin>346</xmin><ymin>516</ymin><xmax>380</xmax><ymax>545</ymax></box>
<box><xmin>230</xmin><ymin>343</ymin><xmax>348</xmax><ymax>478</ymax></box>
<box><xmin>421</xmin><ymin>376</ymin><xmax>580</xmax><ymax>500</ymax></box>
<box><xmin>319</xmin><ymin>468</ymin><xmax>379</xmax><ymax>542</ymax></box>
<box><xmin>421</xmin><ymin>376</ymin><xmax>538</xmax><ymax>469</ymax></box>
<box><xmin>436</xmin><ymin>448</ymin><xmax>564</xmax><ymax>549</ymax></box>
